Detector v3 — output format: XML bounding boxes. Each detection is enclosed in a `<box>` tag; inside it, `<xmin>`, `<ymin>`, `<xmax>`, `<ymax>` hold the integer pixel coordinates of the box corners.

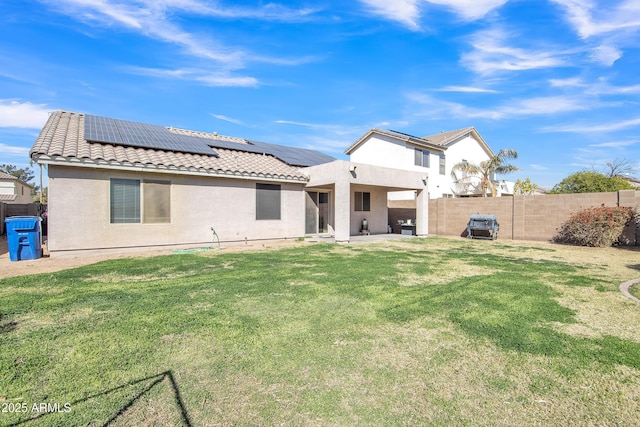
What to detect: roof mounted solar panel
<box><xmin>248</xmin><ymin>140</ymin><xmax>335</xmax><ymax>167</ymax></box>
<box><xmin>84</xmin><ymin>113</ymin><xmax>335</xmax><ymax>166</ymax></box>
<box><xmin>84</xmin><ymin>114</ymin><xmax>219</xmax><ymax>157</ymax></box>
<box><xmin>204</xmin><ymin>138</ymin><xmax>333</xmax><ymax>166</ymax></box>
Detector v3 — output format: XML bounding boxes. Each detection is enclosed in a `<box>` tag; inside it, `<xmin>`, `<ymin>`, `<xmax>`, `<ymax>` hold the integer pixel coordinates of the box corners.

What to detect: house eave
<box><xmin>33</xmin><ymin>155</ymin><xmax>310</xmax><ymax>184</ymax></box>
<box><xmin>345</xmin><ymin>128</ymin><xmax>445</xmax><ymax>155</ymax></box>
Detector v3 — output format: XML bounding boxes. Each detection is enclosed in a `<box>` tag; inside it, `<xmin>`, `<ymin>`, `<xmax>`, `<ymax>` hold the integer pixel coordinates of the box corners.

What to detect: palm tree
<box><xmin>450</xmin><ymin>149</ymin><xmax>519</xmax><ymax>197</ymax></box>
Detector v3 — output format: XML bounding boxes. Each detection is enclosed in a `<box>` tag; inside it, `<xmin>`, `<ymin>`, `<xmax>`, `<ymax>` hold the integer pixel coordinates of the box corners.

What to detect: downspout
<box><xmin>39</xmin><ymin>163</ymin><xmax>43</xmax><ymax>204</ymax></box>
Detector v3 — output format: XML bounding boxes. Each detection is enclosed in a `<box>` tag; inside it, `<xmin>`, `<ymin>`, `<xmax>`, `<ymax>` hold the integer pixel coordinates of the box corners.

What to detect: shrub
<box><xmin>554</xmin><ymin>206</ymin><xmax>636</xmax><ymax>247</ymax></box>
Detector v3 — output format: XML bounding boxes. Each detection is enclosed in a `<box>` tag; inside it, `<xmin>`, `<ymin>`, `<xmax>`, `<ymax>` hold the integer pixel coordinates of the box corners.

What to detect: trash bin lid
<box><xmin>5</xmin><ymin>216</ymin><xmax>42</xmax><ymax>230</ymax></box>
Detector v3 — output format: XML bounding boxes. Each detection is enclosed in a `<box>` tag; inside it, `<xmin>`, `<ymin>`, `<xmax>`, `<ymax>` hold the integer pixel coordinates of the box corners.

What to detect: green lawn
<box><xmin>1</xmin><ymin>237</ymin><xmax>639</xmax><ymax>426</ymax></box>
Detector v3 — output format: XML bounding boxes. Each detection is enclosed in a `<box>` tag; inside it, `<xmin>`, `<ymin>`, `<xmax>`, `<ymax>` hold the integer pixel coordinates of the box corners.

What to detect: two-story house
<box><xmin>345</xmin><ymin>127</ymin><xmax>495</xmax><ymax>200</ymax></box>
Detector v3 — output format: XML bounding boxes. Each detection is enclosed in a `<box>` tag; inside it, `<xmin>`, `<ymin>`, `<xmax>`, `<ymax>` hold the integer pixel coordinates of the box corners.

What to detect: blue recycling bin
<box><xmin>5</xmin><ymin>216</ymin><xmax>42</xmax><ymax>262</ymax></box>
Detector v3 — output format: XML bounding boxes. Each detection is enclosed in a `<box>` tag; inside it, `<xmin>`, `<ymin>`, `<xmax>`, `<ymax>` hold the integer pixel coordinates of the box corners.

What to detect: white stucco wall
<box><xmin>47</xmin><ymin>166</ymin><xmax>306</xmax><ymax>256</ymax></box>
<box><xmin>350</xmin><ymin>185</ymin><xmax>388</xmax><ymax>235</ymax></box>
<box><xmin>437</xmin><ymin>134</ymin><xmax>492</xmax><ymax>197</ymax></box>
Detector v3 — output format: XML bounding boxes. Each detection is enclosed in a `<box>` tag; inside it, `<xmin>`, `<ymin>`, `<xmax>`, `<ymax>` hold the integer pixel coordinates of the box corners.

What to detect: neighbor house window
<box><xmin>439</xmin><ymin>154</ymin><xmax>446</xmax><ymax>175</ymax></box>
<box><xmin>354</xmin><ymin>191</ymin><xmax>370</xmax><ymax>212</ymax></box>
<box><xmin>414</xmin><ymin>148</ymin><xmax>429</xmax><ymax>167</ymax></box>
<box><xmin>110</xmin><ymin>178</ymin><xmax>171</xmax><ymax>224</ymax></box>
<box><xmin>256</xmin><ymin>183</ymin><xmax>281</xmax><ymax>220</ymax></box>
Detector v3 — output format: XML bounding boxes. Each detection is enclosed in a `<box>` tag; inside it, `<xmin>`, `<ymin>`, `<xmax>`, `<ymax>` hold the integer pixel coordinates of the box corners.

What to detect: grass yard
<box><xmin>1</xmin><ymin>237</ymin><xmax>639</xmax><ymax>426</ymax></box>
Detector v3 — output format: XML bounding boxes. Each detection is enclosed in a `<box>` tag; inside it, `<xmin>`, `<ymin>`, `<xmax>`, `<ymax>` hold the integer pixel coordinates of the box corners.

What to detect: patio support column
<box><xmin>334</xmin><ymin>181</ymin><xmax>351</xmax><ymax>243</ymax></box>
<box><xmin>416</xmin><ymin>188</ymin><xmax>429</xmax><ymax>236</ymax></box>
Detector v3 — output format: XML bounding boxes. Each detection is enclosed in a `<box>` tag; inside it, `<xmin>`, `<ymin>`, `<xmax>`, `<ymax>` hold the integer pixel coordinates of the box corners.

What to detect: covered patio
<box><xmin>303</xmin><ymin>161</ymin><xmax>429</xmax><ymax>243</ymax></box>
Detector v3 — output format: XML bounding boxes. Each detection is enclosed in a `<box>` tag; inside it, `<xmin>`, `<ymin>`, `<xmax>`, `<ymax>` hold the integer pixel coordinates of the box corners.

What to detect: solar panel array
<box><xmin>84</xmin><ymin>115</ymin><xmax>219</xmax><ymax>156</ymax></box>
<box><xmin>205</xmin><ymin>138</ymin><xmax>335</xmax><ymax>167</ymax></box>
<box><xmin>248</xmin><ymin>140</ymin><xmax>336</xmax><ymax>167</ymax></box>
<box><xmin>84</xmin><ymin>114</ymin><xmax>335</xmax><ymax>167</ymax></box>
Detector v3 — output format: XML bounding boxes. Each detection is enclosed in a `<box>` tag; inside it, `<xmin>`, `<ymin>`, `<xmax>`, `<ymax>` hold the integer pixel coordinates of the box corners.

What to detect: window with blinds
<box><xmin>110</xmin><ymin>178</ymin><xmax>170</xmax><ymax>224</ymax></box>
<box><xmin>110</xmin><ymin>179</ymin><xmax>140</xmax><ymax>223</ymax></box>
<box><xmin>256</xmin><ymin>183</ymin><xmax>281</xmax><ymax>220</ymax></box>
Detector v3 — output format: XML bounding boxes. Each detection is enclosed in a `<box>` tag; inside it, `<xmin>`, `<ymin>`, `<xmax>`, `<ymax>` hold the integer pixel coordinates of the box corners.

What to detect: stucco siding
<box><xmin>47</xmin><ymin>166</ymin><xmax>305</xmax><ymax>256</ymax></box>
<box><xmin>438</xmin><ymin>135</ymin><xmax>492</xmax><ymax>196</ymax></box>
<box><xmin>0</xmin><ymin>180</ymin><xmax>33</xmax><ymax>203</ymax></box>
<box><xmin>350</xmin><ymin>185</ymin><xmax>388</xmax><ymax>235</ymax></box>
<box><xmin>349</xmin><ymin>134</ymin><xmax>407</xmax><ymax>169</ymax></box>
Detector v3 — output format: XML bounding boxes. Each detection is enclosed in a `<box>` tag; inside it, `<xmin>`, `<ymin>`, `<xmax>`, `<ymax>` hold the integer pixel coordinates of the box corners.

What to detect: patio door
<box><xmin>305</xmin><ymin>191</ymin><xmax>329</xmax><ymax>235</ymax></box>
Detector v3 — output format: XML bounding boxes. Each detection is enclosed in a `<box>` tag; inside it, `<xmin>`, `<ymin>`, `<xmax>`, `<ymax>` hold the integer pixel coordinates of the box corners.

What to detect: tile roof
<box><xmin>345</xmin><ymin>127</ymin><xmax>494</xmax><ymax>157</ymax></box>
<box><xmin>0</xmin><ymin>171</ymin><xmax>18</xmax><ymax>180</ymax></box>
<box><xmin>422</xmin><ymin>127</ymin><xmax>476</xmax><ymax>146</ymax></box>
<box><xmin>30</xmin><ymin>111</ymin><xmax>332</xmax><ymax>183</ymax></box>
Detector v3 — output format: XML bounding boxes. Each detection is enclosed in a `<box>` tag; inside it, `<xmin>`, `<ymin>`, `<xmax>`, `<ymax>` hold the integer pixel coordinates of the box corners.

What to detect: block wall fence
<box><xmin>425</xmin><ymin>190</ymin><xmax>640</xmax><ymax>243</ymax></box>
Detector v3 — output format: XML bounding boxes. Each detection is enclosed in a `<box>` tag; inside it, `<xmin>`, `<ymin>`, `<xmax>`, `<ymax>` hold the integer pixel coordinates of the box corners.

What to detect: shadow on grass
<box><xmin>381</xmin><ymin>272</ymin><xmax>640</xmax><ymax>370</ymax></box>
<box><xmin>7</xmin><ymin>371</ymin><xmax>192</xmax><ymax>427</ymax></box>
<box><xmin>0</xmin><ymin>314</ymin><xmax>17</xmax><ymax>334</ymax></box>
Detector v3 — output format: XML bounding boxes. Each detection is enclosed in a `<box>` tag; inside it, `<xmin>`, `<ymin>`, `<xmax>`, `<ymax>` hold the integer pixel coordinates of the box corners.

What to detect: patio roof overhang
<box><xmin>303</xmin><ymin>160</ymin><xmax>428</xmax><ymax>191</ymax></box>
<box><xmin>303</xmin><ymin>160</ymin><xmax>429</xmax><ymax>242</ymax></box>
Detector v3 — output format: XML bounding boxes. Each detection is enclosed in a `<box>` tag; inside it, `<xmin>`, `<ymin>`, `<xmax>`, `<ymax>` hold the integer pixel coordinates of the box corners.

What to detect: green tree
<box><xmin>451</xmin><ymin>149</ymin><xmax>519</xmax><ymax>197</ymax></box>
<box><xmin>514</xmin><ymin>177</ymin><xmax>538</xmax><ymax>195</ymax></box>
<box><xmin>0</xmin><ymin>164</ymin><xmax>35</xmax><ymax>183</ymax></box>
<box><xmin>550</xmin><ymin>170</ymin><xmax>634</xmax><ymax>194</ymax></box>
<box><xmin>34</xmin><ymin>186</ymin><xmax>48</xmax><ymax>204</ymax></box>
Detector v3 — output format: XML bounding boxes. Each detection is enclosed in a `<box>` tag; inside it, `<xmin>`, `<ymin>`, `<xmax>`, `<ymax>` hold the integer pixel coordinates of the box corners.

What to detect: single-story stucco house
<box><xmin>30</xmin><ymin>111</ymin><xmax>432</xmax><ymax>256</ymax></box>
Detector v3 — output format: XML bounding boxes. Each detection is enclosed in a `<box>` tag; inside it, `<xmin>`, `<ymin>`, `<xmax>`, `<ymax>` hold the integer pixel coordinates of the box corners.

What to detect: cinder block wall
<box><xmin>428</xmin><ymin>190</ymin><xmax>640</xmax><ymax>243</ymax></box>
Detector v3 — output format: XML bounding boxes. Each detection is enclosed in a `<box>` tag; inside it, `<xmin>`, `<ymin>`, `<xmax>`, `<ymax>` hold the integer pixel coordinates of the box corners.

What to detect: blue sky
<box><xmin>1</xmin><ymin>0</ymin><xmax>639</xmax><ymax>189</ymax></box>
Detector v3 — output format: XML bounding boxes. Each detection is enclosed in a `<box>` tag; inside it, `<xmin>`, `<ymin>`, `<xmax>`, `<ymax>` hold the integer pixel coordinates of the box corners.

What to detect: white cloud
<box><xmin>359</xmin><ymin>0</ymin><xmax>509</xmax><ymax>29</ymax></box>
<box><xmin>601</xmin><ymin>84</ymin><xmax>640</xmax><ymax>94</ymax></box>
<box><xmin>275</xmin><ymin>120</ymin><xmax>365</xmax><ymax>137</ymax></box>
<box><xmin>405</xmin><ymin>93</ymin><xmax>475</xmax><ymax>118</ymax></box>
<box><xmin>590</xmin><ymin>44</ymin><xmax>622</xmax><ymax>65</ymax></box>
<box><xmin>550</xmin><ymin>0</ymin><xmax>640</xmax><ymax>38</ymax></box>
<box><xmin>529</xmin><ymin>164</ymin><xmax>549</xmax><ymax>170</ymax></box>
<box><xmin>275</xmin><ymin>120</ymin><xmax>317</xmax><ymax>128</ymax></box>
<box><xmin>498</xmin><ymin>96</ymin><xmax>590</xmax><ymax>116</ymax></box>
<box><xmin>543</xmin><ymin>117</ymin><xmax>640</xmax><ymax>133</ymax></box>
<box><xmin>0</xmin><ymin>143</ymin><xmax>30</xmax><ymax>156</ymax></box>
<box><xmin>406</xmin><ymin>92</ymin><xmax>591</xmax><ymax>120</ymax></box>
<box><xmin>194</xmin><ymin>74</ymin><xmax>258</xmax><ymax>87</ymax></box>
<box><xmin>438</xmin><ymin>85</ymin><xmax>498</xmax><ymax>93</ymax></box>
<box><xmin>588</xmin><ymin>140</ymin><xmax>639</xmax><ymax>148</ymax></box>
<box><xmin>551</xmin><ymin>77</ymin><xmax>640</xmax><ymax>95</ymax></box>
<box><xmin>461</xmin><ymin>28</ymin><xmax>566</xmax><ymax>75</ymax></box>
<box><xmin>549</xmin><ymin>77</ymin><xmax>586</xmax><ymax>87</ymax></box>
<box><xmin>0</xmin><ymin>100</ymin><xmax>50</xmax><ymax>128</ymax></box>
<box><xmin>358</xmin><ymin>0</ymin><xmax>421</xmax><ymax>30</ymax></box>
<box><xmin>426</xmin><ymin>0</ymin><xmax>508</xmax><ymax>20</ymax></box>
<box><xmin>45</xmin><ymin>0</ymin><xmax>318</xmax><ymax>71</ymax></box>
<box><xmin>125</xmin><ymin>66</ymin><xmax>259</xmax><ymax>87</ymax></box>
<box><xmin>550</xmin><ymin>0</ymin><xmax>640</xmax><ymax>67</ymax></box>
<box><xmin>147</xmin><ymin>0</ymin><xmax>319</xmax><ymax>21</ymax></box>
<box><xmin>211</xmin><ymin>114</ymin><xmax>244</xmax><ymax>125</ymax></box>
